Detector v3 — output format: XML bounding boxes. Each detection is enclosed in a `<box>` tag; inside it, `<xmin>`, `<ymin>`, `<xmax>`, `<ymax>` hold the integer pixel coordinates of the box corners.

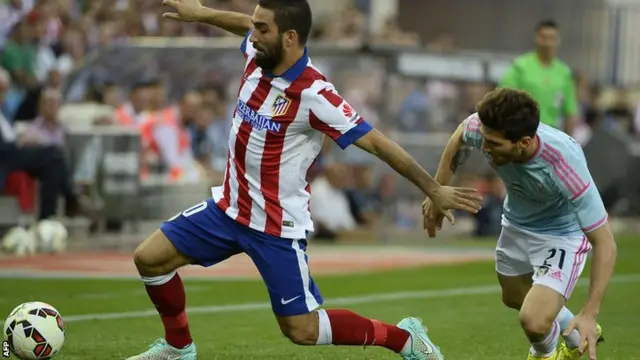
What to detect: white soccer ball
<box><xmin>3</xmin><ymin>302</ymin><xmax>65</xmax><ymax>359</ymax></box>
<box><xmin>32</xmin><ymin>220</ymin><xmax>68</xmax><ymax>253</ymax></box>
<box><xmin>1</xmin><ymin>227</ymin><xmax>37</xmax><ymax>257</ymax></box>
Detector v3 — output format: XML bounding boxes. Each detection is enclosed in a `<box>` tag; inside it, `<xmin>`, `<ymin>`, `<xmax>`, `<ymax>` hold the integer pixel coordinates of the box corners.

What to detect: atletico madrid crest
<box><xmin>272</xmin><ymin>95</ymin><xmax>291</xmax><ymax>117</ymax></box>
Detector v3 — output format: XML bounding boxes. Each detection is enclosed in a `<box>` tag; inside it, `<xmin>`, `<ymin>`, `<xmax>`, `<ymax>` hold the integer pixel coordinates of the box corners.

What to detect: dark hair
<box><xmin>476</xmin><ymin>88</ymin><xmax>540</xmax><ymax>142</ymax></box>
<box><xmin>258</xmin><ymin>0</ymin><xmax>312</xmax><ymax>45</ymax></box>
<box><xmin>535</xmin><ymin>19</ymin><xmax>559</xmax><ymax>32</ymax></box>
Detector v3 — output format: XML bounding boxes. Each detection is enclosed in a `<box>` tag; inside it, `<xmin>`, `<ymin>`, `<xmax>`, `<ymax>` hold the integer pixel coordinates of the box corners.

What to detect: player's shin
<box><xmin>319</xmin><ymin>309</ymin><xmax>410</xmax><ymax>353</ymax></box>
<box><xmin>526</xmin><ymin>320</ymin><xmax>560</xmax><ymax>357</ymax></box>
<box><xmin>141</xmin><ymin>271</ymin><xmax>193</xmax><ymax>349</ymax></box>
<box><xmin>556</xmin><ymin>306</ymin><xmax>581</xmax><ymax>349</ymax></box>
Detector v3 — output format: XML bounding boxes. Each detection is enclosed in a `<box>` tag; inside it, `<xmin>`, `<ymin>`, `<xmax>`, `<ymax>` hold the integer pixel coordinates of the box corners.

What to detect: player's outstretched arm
<box><xmin>354</xmin><ymin>129</ymin><xmax>482</xmax><ymax>222</ymax></box>
<box><xmin>552</xmin><ymin>150</ymin><xmax>616</xmax><ymax>359</ymax></box>
<box><xmin>565</xmin><ymin>223</ymin><xmax>616</xmax><ymax>359</ymax></box>
<box><xmin>162</xmin><ymin>0</ymin><xmax>252</xmax><ymax>36</ymax></box>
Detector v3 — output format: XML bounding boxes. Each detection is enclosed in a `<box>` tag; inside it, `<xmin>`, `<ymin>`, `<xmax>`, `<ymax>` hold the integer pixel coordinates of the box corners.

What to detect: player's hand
<box><xmin>564</xmin><ymin>312</ymin><xmax>599</xmax><ymax>360</ymax></box>
<box><xmin>428</xmin><ymin>186</ymin><xmax>482</xmax><ymax>224</ymax></box>
<box><xmin>162</xmin><ymin>0</ymin><xmax>204</xmax><ymax>22</ymax></box>
<box><xmin>421</xmin><ymin>199</ymin><xmax>445</xmax><ymax>237</ymax></box>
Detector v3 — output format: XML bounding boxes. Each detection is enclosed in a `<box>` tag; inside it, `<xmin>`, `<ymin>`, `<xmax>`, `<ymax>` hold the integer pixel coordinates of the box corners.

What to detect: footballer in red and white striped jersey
<box><xmin>212</xmin><ymin>29</ymin><xmax>372</xmax><ymax>239</ymax></box>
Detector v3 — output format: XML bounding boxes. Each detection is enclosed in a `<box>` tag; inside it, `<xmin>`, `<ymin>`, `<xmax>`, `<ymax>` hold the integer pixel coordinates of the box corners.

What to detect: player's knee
<box><xmin>133</xmin><ymin>245</ymin><xmax>161</xmax><ymax>275</ymax></box>
<box><xmin>133</xmin><ymin>231</ymin><xmax>184</xmax><ymax>276</ymax></box>
<box><xmin>518</xmin><ymin>310</ymin><xmax>553</xmax><ymax>337</ymax></box>
<box><xmin>277</xmin><ymin>315</ymin><xmax>318</xmax><ymax>345</ymax></box>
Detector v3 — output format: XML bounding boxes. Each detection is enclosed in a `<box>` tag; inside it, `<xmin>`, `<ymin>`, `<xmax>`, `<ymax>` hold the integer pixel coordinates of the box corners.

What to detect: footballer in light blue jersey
<box><xmin>423</xmin><ymin>88</ymin><xmax>616</xmax><ymax>360</ymax></box>
<box><xmin>462</xmin><ymin>115</ymin><xmax>607</xmax><ymax>237</ymax></box>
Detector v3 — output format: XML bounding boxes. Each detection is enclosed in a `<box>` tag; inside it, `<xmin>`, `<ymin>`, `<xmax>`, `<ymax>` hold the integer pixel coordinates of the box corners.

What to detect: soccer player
<box><xmin>422</xmin><ymin>88</ymin><xmax>617</xmax><ymax>360</ymax></box>
<box><xmin>126</xmin><ymin>1</ymin><xmax>484</xmax><ymax>359</ymax></box>
<box><xmin>499</xmin><ymin>20</ymin><xmax>579</xmax><ymax>136</ymax></box>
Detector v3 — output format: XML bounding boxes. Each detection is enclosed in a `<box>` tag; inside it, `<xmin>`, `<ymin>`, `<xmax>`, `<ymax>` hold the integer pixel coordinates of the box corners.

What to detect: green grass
<box><xmin>1</xmin><ymin>236</ymin><xmax>639</xmax><ymax>360</ymax></box>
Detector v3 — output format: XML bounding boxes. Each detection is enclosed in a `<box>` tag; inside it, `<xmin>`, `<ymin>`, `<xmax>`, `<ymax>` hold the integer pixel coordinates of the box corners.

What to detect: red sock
<box><xmin>144</xmin><ymin>273</ymin><xmax>192</xmax><ymax>349</ymax></box>
<box><xmin>326</xmin><ymin>309</ymin><xmax>410</xmax><ymax>353</ymax></box>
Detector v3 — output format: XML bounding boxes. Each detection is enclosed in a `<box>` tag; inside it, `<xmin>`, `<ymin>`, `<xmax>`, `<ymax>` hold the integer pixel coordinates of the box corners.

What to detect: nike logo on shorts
<box><xmin>280</xmin><ymin>296</ymin><xmax>301</xmax><ymax>305</ymax></box>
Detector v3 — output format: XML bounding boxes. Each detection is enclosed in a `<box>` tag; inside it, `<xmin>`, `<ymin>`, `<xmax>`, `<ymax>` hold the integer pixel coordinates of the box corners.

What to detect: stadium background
<box><xmin>2</xmin><ymin>0</ymin><xmax>640</xmax><ymax>359</ymax></box>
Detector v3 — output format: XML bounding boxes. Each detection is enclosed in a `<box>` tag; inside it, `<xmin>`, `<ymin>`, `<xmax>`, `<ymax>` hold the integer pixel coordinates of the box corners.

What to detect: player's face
<box><xmin>535</xmin><ymin>27</ymin><xmax>560</xmax><ymax>55</ymax></box>
<box><xmin>480</xmin><ymin>126</ymin><xmax>521</xmax><ymax>165</ymax></box>
<box><xmin>250</xmin><ymin>6</ymin><xmax>285</xmax><ymax>70</ymax></box>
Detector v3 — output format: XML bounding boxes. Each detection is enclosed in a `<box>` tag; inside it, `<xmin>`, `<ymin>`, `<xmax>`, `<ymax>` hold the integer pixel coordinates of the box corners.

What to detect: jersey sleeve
<box><xmin>307</xmin><ymin>85</ymin><xmax>373</xmax><ymax>150</ymax></box>
<box><xmin>548</xmin><ymin>146</ymin><xmax>608</xmax><ymax>233</ymax></box>
<box><xmin>240</xmin><ymin>29</ymin><xmax>256</xmax><ymax>59</ymax></box>
<box><xmin>461</xmin><ymin>113</ymin><xmax>483</xmax><ymax>149</ymax></box>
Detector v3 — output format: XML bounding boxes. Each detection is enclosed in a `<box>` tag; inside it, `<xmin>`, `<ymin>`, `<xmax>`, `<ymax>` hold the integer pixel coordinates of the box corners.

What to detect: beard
<box><xmin>254</xmin><ymin>38</ymin><xmax>284</xmax><ymax>71</ymax></box>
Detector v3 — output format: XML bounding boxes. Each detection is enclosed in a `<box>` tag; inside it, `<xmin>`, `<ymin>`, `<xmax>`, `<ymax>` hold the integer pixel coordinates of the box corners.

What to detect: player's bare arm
<box><xmin>353</xmin><ymin>128</ymin><xmax>482</xmax><ymax>222</ymax></box>
<box><xmin>422</xmin><ymin>123</ymin><xmax>469</xmax><ymax>236</ymax></box>
<box><xmin>162</xmin><ymin>0</ymin><xmax>252</xmax><ymax>36</ymax></box>
<box><xmin>565</xmin><ymin>223</ymin><xmax>617</xmax><ymax>359</ymax></box>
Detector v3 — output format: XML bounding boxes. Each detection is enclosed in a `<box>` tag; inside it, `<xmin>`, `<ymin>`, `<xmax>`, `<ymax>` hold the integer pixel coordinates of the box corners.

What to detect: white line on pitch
<box><xmin>0</xmin><ymin>285</ymin><xmax>212</xmax><ymax>303</ymax></box>
<box><xmin>44</xmin><ymin>273</ymin><xmax>640</xmax><ymax>323</ymax></box>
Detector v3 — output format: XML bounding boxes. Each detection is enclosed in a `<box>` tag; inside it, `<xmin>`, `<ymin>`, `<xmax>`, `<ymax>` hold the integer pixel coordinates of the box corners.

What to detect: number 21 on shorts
<box><xmin>543</xmin><ymin>248</ymin><xmax>567</xmax><ymax>269</ymax></box>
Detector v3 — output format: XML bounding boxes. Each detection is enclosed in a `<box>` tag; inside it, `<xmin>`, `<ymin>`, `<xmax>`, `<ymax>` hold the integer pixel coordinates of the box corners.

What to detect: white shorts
<box><xmin>495</xmin><ymin>220</ymin><xmax>592</xmax><ymax>299</ymax></box>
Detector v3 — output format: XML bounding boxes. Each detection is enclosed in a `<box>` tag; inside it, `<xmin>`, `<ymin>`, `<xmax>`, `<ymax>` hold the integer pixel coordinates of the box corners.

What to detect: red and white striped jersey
<box><xmin>212</xmin><ymin>30</ymin><xmax>373</xmax><ymax>239</ymax></box>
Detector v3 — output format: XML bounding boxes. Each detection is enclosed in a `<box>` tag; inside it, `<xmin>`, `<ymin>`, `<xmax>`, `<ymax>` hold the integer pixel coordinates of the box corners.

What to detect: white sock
<box><xmin>530</xmin><ymin>321</ymin><xmax>560</xmax><ymax>357</ymax></box>
<box><xmin>316</xmin><ymin>309</ymin><xmax>333</xmax><ymax>345</ymax></box>
<box><xmin>556</xmin><ymin>306</ymin><xmax>581</xmax><ymax>349</ymax></box>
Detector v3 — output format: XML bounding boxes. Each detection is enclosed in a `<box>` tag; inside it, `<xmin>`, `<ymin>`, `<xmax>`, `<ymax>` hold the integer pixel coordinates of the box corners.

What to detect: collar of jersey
<box><xmin>263</xmin><ymin>47</ymin><xmax>309</xmax><ymax>83</ymax></box>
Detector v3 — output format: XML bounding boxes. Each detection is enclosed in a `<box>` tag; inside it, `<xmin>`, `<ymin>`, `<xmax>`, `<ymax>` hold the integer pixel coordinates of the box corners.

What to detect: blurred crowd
<box><xmin>1</xmin><ymin>0</ymin><xmax>640</xmax><ymax>238</ymax></box>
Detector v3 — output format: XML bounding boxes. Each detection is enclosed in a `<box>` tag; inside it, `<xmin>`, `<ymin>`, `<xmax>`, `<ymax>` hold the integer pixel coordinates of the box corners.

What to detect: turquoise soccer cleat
<box><xmin>125</xmin><ymin>338</ymin><xmax>197</xmax><ymax>360</ymax></box>
<box><xmin>397</xmin><ymin>317</ymin><xmax>445</xmax><ymax>360</ymax></box>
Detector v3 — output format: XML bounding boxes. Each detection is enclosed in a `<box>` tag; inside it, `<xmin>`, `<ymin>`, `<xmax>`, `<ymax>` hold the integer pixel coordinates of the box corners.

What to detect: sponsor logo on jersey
<box><xmin>237</xmin><ymin>100</ymin><xmax>282</xmax><ymax>132</ymax></box>
<box><xmin>341</xmin><ymin>102</ymin><xmax>360</xmax><ymax>124</ymax></box>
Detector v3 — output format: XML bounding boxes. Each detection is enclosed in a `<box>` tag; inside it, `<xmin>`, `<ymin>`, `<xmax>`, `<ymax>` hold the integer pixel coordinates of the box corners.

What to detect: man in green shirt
<box><xmin>499</xmin><ymin>20</ymin><xmax>578</xmax><ymax>135</ymax></box>
<box><xmin>0</xmin><ymin>20</ymin><xmax>37</xmax><ymax>90</ymax></box>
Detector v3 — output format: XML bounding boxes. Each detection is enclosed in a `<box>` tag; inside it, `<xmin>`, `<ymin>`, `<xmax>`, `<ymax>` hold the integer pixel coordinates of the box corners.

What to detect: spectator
<box><xmin>310</xmin><ymin>159</ymin><xmax>358</xmax><ymax>240</ymax></box>
<box><xmin>21</xmin><ymin>87</ymin><xmax>65</xmax><ymax>147</ymax></box>
<box><xmin>0</xmin><ymin>67</ymin><xmax>85</xmax><ymax>220</ymax></box>
<box><xmin>473</xmin><ymin>172</ymin><xmax>504</xmax><ymax>237</ymax></box>
<box><xmin>197</xmin><ymin>84</ymin><xmax>231</xmax><ymax>177</ymax></box>
<box><xmin>1</xmin><ymin>20</ymin><xmax>37</xmax><ymax>91</ymax></box>
<box><xmin>114</xmin><ymin>80</ymin><xmax>153</xmax><ymax>127</ymax></box>
<box><xmin>0</xmin><ymin>0</ymin><xmax>35</xmax><ymax>48</ymax></box>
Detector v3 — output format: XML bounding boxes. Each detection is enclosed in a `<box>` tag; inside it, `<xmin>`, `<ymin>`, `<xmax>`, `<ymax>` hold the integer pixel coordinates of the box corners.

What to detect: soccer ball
<box><xmin>31</xmin><ymin>220</ymin><xmax>68</xmax><ymax>253</ymax></box>
<box><xmin>1</xmin><ymin>227</ymin><xmax>37</xmax><ymax>257</ymax></box>
<box><xmin>3</xmin><ymin>302</ymin><xmax>65</xmax><ymax>359</ymax></box>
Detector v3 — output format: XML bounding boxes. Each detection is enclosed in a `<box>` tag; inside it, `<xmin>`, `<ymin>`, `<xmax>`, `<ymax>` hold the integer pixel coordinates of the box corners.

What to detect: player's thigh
<box><xmin>519</xmin><ymin>284</ymin><xmax>566</xmax><ymax>335</ymax></box>
<box><xmin>497</xmin><ymin>272</ymin><xmax>533</xmax><ymax>310</ymax></box>
<box><xmin>155</xmin><ymin>198</ymin><xmax>242</xmax><ymax>271</ymax></box>
<box><xmin>528</xmin><ymin>233</ymin><xmax>591</xmax><ymax>300</ymax></box>
<box><xmin>239</xmin><ymin>230</ymin><xmax>323</xmax><ymax>318</ymax></box>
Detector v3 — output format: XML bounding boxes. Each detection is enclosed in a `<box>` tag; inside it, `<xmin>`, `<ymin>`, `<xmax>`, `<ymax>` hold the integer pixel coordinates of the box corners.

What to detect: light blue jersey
<box><xmin>462</xmin><ymin>114</ymin><xmax>608</xmax><ymax>236</ymax></box>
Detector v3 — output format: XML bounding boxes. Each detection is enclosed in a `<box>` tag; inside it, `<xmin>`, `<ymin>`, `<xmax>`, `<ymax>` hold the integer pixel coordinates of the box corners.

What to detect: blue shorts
<box><xmin>160</xmin><ymin>198</ymin><xmax>323</xmax><ymax>316</ymax></box>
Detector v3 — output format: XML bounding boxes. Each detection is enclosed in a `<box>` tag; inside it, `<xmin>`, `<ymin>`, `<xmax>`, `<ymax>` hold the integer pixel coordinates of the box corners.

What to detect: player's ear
<box><xmin>285</xmin><ymin>30</ymin><xmax>297</xmax><ymax>47</ymax></box>
<box><xmin>519</xmin><ymin>136</ymin><xmax>533</xmax><ymax>149</ymax></box>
